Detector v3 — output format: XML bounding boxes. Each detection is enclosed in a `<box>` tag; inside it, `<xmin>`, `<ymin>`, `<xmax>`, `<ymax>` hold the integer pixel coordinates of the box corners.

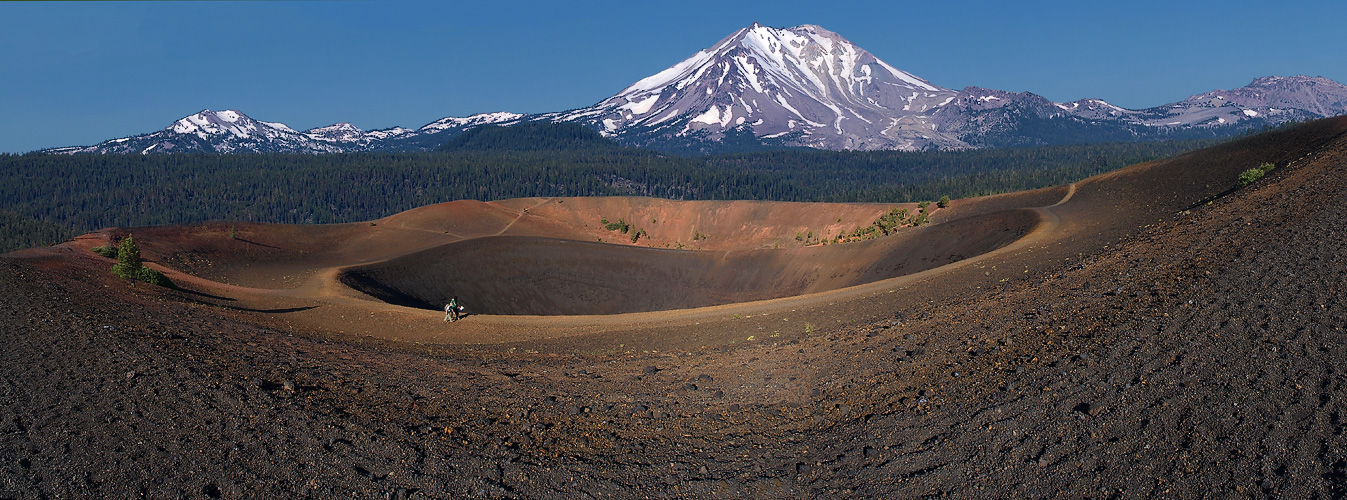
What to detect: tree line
<box><xmin>0</xmin><ymin>138</ymin><xmax>1217</xmax><ymax>252</ymax></box>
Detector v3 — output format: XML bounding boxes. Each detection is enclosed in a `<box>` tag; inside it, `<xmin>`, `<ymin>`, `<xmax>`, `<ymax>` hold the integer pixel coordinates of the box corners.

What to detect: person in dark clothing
<box><xmin>444</xmin><ymin>296</ymin><xmax>462</xmax><ymax>322</ymax></box>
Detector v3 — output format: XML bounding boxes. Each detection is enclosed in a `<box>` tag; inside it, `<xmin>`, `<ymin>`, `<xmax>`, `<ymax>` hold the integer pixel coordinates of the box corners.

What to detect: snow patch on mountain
<box><xmin>419</xmin><ymin>112</ymin><xmax>525</xmax><ymax>133</ymax></box>
<box><xmin>363</xmin><ymin>127</ymin><xmax>414</xmax><ymax>140</ymax></box>
<box><xmin>306</xmin><ymin>122</ymin><xmax>365</xmax><ymax>142</ymax></box>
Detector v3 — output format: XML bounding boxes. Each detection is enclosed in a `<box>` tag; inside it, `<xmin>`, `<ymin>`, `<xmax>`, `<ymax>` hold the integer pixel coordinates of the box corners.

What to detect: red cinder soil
<box><xmin>3</xmin><ymin>117</ymin><xmax>1347</xmax><ymax>498</ymax></box>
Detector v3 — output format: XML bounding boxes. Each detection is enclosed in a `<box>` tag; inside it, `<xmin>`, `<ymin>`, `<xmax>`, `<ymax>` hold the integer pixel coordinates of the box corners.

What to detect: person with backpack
<box><xmin>444</xmin><ymin>296</ymin><xmax>463</xmax><ymax>322</ymax></box>
<box><xmin>444</xmin><ymin>297</ymin><xmax>459</xmax><ymax>322</ymax></box>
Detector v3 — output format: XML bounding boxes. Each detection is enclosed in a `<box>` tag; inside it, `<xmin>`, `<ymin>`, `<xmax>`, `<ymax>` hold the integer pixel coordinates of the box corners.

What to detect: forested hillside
<box><xmin>0</xmin><ymin>138</ymin><xmax>1217</xmax><ymax>252</ymax></box>
<box><xmin>437</xmin><ymin>122</ymin><xmax>624</xmax><ymax>153</ymax></box>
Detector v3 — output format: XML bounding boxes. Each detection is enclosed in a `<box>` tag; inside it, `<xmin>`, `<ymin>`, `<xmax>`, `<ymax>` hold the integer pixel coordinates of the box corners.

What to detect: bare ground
<box><xmin>3</xmin><ymin>117</ymin><xmax>1347</xmax><ymax>498</ymax></box>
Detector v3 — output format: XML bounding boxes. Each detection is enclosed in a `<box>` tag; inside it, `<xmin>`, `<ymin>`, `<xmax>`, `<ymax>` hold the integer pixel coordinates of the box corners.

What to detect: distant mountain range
<box><xmin>45</xmin><ymin>109</ymin><xmax>525</xmax><ymax>155</ymax></box>
<box><xmin>47</xmin><ymin>23</ymin><xmax>1347</xmax><ymax>155</ymax></box>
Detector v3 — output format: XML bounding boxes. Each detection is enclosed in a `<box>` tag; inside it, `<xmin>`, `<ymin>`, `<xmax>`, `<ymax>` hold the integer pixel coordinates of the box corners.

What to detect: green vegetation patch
<box><xmin>603</xmin><ymin>218</ymin><xmax>630</xmax><ymax>233</ymax></box>
<box><xmin>1238</xmin><ymin>162</ymin><xmax>1277</xmax><ymax>187</ymax></box>
<box><xmin>91</xmin><ymin>245</ymin><xmax>118</xmax><ymax>258</ymax></box>
<box><xmin>108</xmin><ymin>235</ymin><xmax>172</xmax><ymax>287</ymax></box>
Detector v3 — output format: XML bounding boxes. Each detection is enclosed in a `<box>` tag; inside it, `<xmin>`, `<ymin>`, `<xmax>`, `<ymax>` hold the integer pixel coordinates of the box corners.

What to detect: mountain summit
<box><xmin>553</xmin><ymin>23</ymin><xmax>961</xmax><ymax>150</ymax></box>
<box><xmin>49</xmin><ymin>110</ymin><xmax>349</xmax><ymax>154</ymax></box>
<box><xmin>549</xmin><ymin>25</ymin><xmax>1347</xmax><ymax>151</ymax></box>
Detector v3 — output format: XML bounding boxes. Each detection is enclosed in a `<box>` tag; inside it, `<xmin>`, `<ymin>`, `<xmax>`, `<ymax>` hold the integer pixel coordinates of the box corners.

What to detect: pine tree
<box><xmin>111</xmin><ymin>235</ymin><xmax>141</xmax><ymax>279</ymax></box>
<box><xmin>110</xmin><ymin>234</ymin><xmax>171</xmax><ymax>287</ymax></box>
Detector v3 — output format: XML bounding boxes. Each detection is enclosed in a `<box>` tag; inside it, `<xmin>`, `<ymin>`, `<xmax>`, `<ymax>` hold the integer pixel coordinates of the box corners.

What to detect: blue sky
<box><xmin>2</xmin><ymin>0</ymin><xmax>1343</xmax><ymax>153</ymax></box>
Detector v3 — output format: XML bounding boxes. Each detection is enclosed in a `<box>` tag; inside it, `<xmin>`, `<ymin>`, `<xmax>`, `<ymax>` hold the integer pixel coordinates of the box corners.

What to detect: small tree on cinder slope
<box><xmin>110</xmin><ymin>234</ymin><xmax>171</xmax><ymax>287</ymax></box>
<box><xmin>111</xmin><ymin>235</ymin><xmax>142</xmax><ymax>279</ymax></box>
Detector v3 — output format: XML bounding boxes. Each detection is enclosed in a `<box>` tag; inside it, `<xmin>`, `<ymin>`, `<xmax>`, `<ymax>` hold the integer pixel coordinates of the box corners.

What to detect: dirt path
<box><xmin>493</xmin><ymin>198</ymin><xmax>554</xmax><ymax>236</ymax></box>
<box><xmin>1048</xmin><ymin>182</ymin><xmax>1077</xmax><ymax>206</ymax></box>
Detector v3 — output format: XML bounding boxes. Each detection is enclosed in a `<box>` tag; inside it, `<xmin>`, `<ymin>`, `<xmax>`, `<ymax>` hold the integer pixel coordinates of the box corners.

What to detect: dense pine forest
<box><xmin>0</xmin><ymin>135</ymin><xmax>1217</xmax><ymax>252</ymax></box>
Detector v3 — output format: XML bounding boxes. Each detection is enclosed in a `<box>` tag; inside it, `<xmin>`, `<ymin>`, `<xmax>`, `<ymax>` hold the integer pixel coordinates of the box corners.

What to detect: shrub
<box><xmin>90</xmin><ymin>245</ymin><xmax>118</xmax><ymax>258</ymax></box>
<box><xmin>135</xmin><ymin>266</ymin><xmax>171</xmax><ymax>287</ymax></box>
<box><xmin>1237</xmin><ymin>169</ymin><xmax>1262</xmax><ymax>186</ymax></box>
<box><xmin>1238</xmin><ymin>162</ymin><xmax>1276</xmax><ymax>187</ymax></box>
<box><xmin>938</xmin><ymin>195</ymin><xmax>951</xmax><ymax>208</ymax></box>
<box><xmin>873</xmin><ymin>207</ymin><xmax>909</xmax><ymax>235</ymax></box>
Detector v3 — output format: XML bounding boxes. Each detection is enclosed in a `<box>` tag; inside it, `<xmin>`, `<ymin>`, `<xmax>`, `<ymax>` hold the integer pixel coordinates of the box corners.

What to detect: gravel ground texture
<box><xmin>3</xmin><ymin>118</ymin><xmax>1347</xmax><ymax>499</ymax></box>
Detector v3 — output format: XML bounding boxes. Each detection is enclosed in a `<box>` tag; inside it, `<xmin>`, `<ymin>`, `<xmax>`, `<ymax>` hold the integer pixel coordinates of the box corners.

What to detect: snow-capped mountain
<box><xmin>917</xmin><ymin>75</ymin><xmax>1347</xmax><ymax>147</ymax></box>
<box><xmin>545</xmin><ymin>24</ymin><xmax>1347</xmax><ymax>151</ymax></box>
<box><xmin>49</xmin><ymin>110</ymin><xmax>521</xmax><ymax>154</ymax></box>
<box><xmin>419</xmin><ymin>112</ymin><xmax>525</xmax><ymax>134</ymax></box>
<box><xmin>304</xmin><ymin>122</ymin><xmax>367</xmax><ymax>142</ymax></box>
<box><xmin>548</xmin><ymin>23</ymin><xmax>963</xmax><ymax>151</ymax></box>
<box><xmin>305</xmin><ymin>122</ymin><xmax>416</xmax><ymax>148</ymax></box>
<box><xmin>1134</xmin><ymin>75</ymin><xmax>1347</xmax><ymax>128</ymax></box>
<box><xmin>48</xmin><ymin>109</ymin><xmax>352</xmax><ymax>154</ymax></box>
<box><xmin>44</xmin><ymin>24</ymin><xmax>1347</xmax><ymax>155</ymax></box>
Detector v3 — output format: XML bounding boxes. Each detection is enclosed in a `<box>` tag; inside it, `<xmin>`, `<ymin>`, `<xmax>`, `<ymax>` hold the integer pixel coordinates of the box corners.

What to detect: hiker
<box><xmin>445</xmin><ymin>296</ymin><xmax>462</xmax><ymax>322</ymax></box>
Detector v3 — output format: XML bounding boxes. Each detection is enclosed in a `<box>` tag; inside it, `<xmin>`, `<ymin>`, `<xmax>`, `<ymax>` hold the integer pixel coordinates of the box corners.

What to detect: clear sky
<box><xmin>2</xmin><ymin>0</ymin><xmax>1343</xmax><ymax>153</ymax></box>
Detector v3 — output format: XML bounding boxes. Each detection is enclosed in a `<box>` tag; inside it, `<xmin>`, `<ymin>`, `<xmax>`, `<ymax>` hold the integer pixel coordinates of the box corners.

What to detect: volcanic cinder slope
<box><xmin>3</xmin><ymin>117</ymin><xmax>1347</xmax><ymax>498</ymax></box>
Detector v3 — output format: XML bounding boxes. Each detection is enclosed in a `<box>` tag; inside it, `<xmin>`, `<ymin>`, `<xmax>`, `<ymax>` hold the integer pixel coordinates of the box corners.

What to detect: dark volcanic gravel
<box><xmin>3</xmin><ymin>120</ymin><xmax>1347</xmax><ymax>498</ymax></box>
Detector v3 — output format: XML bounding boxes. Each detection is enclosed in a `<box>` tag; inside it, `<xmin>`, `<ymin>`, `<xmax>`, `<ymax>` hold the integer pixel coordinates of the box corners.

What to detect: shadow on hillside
<box><xmin>233</xmin><ymin>237</ymin><xmax>281</xmax><ymax>250</ymax></box>
<box><xmin>216</xmin><ymin>304</ymin><xmax>319</xmax><ymax>314</ymax></box>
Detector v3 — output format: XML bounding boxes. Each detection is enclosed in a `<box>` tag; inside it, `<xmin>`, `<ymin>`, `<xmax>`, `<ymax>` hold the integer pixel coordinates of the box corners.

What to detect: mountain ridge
<box><xmin>44</xmin><ymin>25</ymin><xmax>1347</xmax><ymax>155</ymax></box>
